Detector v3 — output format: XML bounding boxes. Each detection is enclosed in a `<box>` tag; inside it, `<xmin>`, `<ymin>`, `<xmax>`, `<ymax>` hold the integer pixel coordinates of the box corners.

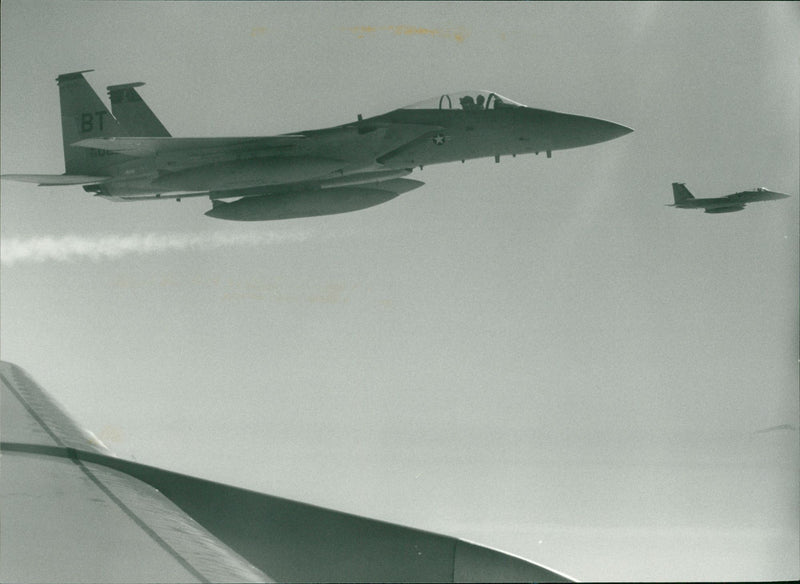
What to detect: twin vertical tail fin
<box><xmin>671</xmin><ymin>182</ymin><xmax>695</xmax><ymax>204</ymax></box>
<box><xmin>2</xmin><ymin>70</ymin><xmax>170</xmax><ymax>186</ymax></box>
<box><xmin>107</xmin><ymin>82</ymin><xmax>171</xmax><ymax>138</ymax></box>
<box><xmin>57</xmin><ymin>70</ymin><xmax>171</xmax><ymax>176</ymax></box>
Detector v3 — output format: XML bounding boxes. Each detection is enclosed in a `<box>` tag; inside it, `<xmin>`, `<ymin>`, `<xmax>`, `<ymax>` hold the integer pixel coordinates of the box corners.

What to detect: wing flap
<box><xmin>72</xmin><ymin>135</ymin><xmax>307</xmax><ymax>157</ymax></box>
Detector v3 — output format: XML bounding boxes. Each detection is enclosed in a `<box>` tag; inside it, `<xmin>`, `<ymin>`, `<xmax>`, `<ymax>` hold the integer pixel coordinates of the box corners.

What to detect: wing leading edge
<box><xmin>0</xmin><ymin>362</ymin><xmax>269</xmax><ymax>583</ymax></box>
<box><xmin>0</xmin><ymin>361</ymin><xmax>574</xmax><ymax>583</ymax></box>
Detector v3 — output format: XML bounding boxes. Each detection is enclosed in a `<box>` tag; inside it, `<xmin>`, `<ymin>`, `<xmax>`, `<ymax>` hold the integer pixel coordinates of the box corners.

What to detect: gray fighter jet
<box><xmin>2</xmin><ymin>70</ymin><xmax>632</xmax><ymax>221</ymax></box>
<box><xmin>669</xmin><ymin>183</ymin><xmax>790</xmax><ymax>214</ymax></box>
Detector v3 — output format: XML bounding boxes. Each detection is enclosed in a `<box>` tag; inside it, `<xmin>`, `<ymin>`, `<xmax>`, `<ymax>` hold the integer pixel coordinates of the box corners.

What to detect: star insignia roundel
<box><xmin>432</xmin><ymin>133</ymin><xmax>446</xmax><ymax>145</ymax></box>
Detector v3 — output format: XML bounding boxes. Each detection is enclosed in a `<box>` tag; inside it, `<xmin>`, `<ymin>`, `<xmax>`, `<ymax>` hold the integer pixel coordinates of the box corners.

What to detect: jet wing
<box><xmin>71</xmin><ymin>135</ymin><xmax>308</xmax><ymax>157</ymax></box>
<box><xmin>0</xmin><ymin>361</ymin><xmax>574</xmax><ymax>583</ymax></box>
<box><xmin>1</xmin><ymin>174</ymin><xmax>111</xmax><ymax>185</ymax></box>
<box><xmin>0</xmin><ymin>361</ymin><xmax>269</xmax><ymax>583</ymax></box>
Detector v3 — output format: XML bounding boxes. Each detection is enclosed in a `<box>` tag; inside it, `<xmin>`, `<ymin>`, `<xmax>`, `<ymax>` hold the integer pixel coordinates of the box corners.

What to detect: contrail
<box><xmin>1</xmin><ymin>230</ymin><xmax>313</xmax><ymax>265</ymax></box>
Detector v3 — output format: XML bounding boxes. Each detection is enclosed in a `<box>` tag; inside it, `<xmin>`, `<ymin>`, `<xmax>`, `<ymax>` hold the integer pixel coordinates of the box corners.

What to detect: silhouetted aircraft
<box><xmin>0</xmin><ymin>360</ymin><xmax>574</xmax><ymax>582</ymax></box>
<box><xmin>2</xmin><ymin>70</ymin><xmax>632</xmax><ymax>221</ymax></box>
<box><xmin>669</xmin><ymin>183</ymin><xmax>790</xmax><ymax>214</ymax></box>
<box><xmin>754</xmin><ymin>424</ymin><xmax>796</xmax><ymax>434</ymax></box>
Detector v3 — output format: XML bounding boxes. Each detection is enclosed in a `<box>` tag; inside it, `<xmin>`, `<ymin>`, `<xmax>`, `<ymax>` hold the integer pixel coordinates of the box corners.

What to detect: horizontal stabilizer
<box><xmin>73</xmin><ymin>135</ymin><xmax>307</xmax><ymax>157</ymax></box>
<box><xmin>1</xmin><ymin>173</ymin><xmax>111</xmax><ymax>186</ymax></box>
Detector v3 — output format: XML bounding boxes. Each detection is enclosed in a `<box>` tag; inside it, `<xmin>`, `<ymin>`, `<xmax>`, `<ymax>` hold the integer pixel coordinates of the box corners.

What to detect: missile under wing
<box><xmin>0</xmin><ymin>360</ymin><xmax>574</xmax><ymax>583</ymax></box>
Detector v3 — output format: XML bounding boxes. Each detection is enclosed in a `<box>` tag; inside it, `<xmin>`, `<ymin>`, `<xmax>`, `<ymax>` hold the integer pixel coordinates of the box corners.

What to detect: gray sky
<box><xmin>1</xmin><ymin>1</ymin><xmax>798</xmax><ymax>581</ymax></box>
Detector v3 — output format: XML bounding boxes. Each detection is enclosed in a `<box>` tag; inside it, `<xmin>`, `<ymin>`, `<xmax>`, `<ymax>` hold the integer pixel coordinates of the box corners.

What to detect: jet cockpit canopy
<box><xmin>401</xmin><ymin>90</ymin><xmax>526</xmax><ymax>111</ymax></box>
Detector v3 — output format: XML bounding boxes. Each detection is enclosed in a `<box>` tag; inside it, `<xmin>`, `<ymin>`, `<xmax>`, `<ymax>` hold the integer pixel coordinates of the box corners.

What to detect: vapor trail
<box><xmin>1</xmin><ymin>230</ymin><xmax>312</xmax><ymax>266</ymax></box>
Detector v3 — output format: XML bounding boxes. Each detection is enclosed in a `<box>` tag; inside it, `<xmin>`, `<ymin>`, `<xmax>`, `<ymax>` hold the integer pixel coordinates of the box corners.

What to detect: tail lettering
<box><xmin>57</xmin><ymin>70</ymin><xmax>125</xmax><ymax>175</ymax></box>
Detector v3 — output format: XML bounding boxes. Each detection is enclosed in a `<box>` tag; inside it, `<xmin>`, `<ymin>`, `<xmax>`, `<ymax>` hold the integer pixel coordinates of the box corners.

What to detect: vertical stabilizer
<box><xmin>672</xmin><ymin>182</ymin><xmax>694</xmax><ymax>204</ymax></box>
<box><xmin>56</xmin><ymin>70</ymin><xmax>125</xmax><ymax>174</ymax></box>
<box><xmin>107</xmin><ymin>82</ymin><xmax>171</xmax><ymax>137</ymax></box>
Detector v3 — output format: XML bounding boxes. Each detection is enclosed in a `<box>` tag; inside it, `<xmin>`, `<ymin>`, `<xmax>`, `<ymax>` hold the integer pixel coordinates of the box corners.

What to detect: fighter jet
<box><xmin>2</xmin><ymin>70</ymin><xmax>632</xmax><ymax>221</ymax></box>
<box><xmin>668</xmin><ymin>182</ymin><xmax>790</xmax><ymax>214</ymax></box>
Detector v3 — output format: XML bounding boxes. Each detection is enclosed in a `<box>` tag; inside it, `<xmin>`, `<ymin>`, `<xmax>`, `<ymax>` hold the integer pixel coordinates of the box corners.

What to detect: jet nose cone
<box><xmin>542</xmin><ymin>110</ymin><xmax>633</xmax><ymax>149</ymax></box>
<box><xmin>586</xmin><ymin>118</ymin><xmax>634</xmax><ymax>143</ymax></box>
<box><xmin>759</xmin><ymin>189</ymin><xmax>791</xmax><ymax>199</ymax></box>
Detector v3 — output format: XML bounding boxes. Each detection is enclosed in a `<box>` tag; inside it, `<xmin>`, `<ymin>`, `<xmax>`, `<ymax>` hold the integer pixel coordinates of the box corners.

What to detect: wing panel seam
<box><xmin>73</xmin><ymin>456</ymin><xmax>212</xmax><ymax>583</ymax></box>
<box><xmin>0</xmin><ymin>383</ymin><xmax>212</xmax><ymax>584</ymax></box>
<box><xmin>0</xmin><ymin>372</ymin><xmax>66</xmax><ymax>448</ymax></box>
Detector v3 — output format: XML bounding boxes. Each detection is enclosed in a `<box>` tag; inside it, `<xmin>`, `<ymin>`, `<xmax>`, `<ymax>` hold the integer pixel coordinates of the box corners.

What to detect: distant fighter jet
<box><xmin>754</xmin><ymin>424</ymin><xmax>796</xmax><ymax>434</ymax></box>
<box><xmin>2</xmin><ymin>70</ymin><xmax>632</xmax><ymax>221</ymax></box>
<box><xmin>668</xmin><ymin>183</ymin><xmax>790</xmax><ymax>214</ymax></box>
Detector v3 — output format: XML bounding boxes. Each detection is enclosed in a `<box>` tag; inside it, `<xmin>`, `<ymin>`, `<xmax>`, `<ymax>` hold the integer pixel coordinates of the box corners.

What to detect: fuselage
<box><xmin>369</xmin><ymin>106</ymin><xmax>631</xmax><ymax>168</ymax></box>
<box><xmin>87</xmin><ymin>91</ymin><xmax>632</xmax><ymax>200</ymax></box>
<box><xmin>2</xmin><ymin>79</ymin><xmax>635</xmax><ymax>220</ymax></box>
<box><xmin>673</xmin><ymin>189</ymin><xmax>790</xmax><ymax>210</ymax></box>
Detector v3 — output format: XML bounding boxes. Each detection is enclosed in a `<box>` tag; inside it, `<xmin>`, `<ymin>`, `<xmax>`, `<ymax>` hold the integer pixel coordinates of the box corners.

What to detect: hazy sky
<box><xmin>1</xmin><ymin>2</ymin><xmax>798</xmax><ymax>581</ymax></box>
